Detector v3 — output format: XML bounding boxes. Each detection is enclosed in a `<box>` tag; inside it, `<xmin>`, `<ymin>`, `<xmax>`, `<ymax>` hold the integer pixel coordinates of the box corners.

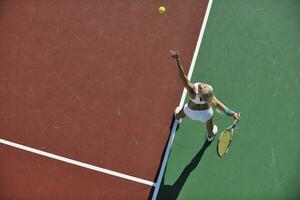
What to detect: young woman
<box><xmin>170</xmin><ymin>50</ymin><xmax>240</xmax><ymax>141</ymax></box>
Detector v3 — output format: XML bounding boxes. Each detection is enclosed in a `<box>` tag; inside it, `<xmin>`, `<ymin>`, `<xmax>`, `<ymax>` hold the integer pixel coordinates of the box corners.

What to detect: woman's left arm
<box><xmin>213</xmin><ymin>97</ymin><xmax>240</xmax><ymax>120</ymax></box>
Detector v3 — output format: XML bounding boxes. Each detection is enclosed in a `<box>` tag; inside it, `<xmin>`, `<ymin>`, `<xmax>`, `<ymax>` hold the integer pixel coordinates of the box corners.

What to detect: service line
<box><xmin>0</xmin><ymin>138</ymin><xmax>155</xmax><ymax>186</ymax></box>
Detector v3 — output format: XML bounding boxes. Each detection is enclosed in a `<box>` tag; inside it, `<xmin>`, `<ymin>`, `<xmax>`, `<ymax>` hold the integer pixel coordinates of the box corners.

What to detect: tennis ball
<box><xmin>159</xmin><ymin>6</ymin><xmax>166</xmax><ymax>14</ymax></box>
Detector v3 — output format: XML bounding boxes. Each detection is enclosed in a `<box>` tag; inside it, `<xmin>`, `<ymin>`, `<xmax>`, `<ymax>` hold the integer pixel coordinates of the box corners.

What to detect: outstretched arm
<box><xmin>213</xmin><ymin>97</ymin><xmax>240</xmax><ymax>120</ymax></box>
<box><xmin>170</xmin><ymin>50</ymin><xmax>195</xmax><ymax>94</ymax></box>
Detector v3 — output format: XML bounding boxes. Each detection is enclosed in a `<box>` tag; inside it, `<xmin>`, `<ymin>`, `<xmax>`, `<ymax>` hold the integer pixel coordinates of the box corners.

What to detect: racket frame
<box><xmin>217</xmin><ymin>119</ymin><xmax>239</xmax><ymax>157</ymax></box>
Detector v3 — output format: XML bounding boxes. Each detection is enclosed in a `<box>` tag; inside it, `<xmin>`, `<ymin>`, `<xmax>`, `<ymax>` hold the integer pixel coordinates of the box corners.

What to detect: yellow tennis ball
<box><xmin>159</xmin><ymin>6</ymin><xmax>166</xmax><ymax>14</ymax></box>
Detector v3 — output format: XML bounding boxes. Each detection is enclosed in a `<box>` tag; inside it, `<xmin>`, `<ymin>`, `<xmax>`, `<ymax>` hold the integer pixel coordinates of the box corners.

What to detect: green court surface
<box><xmin>157</xmin><ymin>0</ymin><xmax>300</xmax><ymax>199</ymax></box>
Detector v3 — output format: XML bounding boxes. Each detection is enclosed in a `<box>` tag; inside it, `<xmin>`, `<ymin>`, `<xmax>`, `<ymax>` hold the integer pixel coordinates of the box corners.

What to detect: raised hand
<box><xmin>170</xmin><ymin>50</ymin><xmax>180</xmax><ymax>59</ymax></box>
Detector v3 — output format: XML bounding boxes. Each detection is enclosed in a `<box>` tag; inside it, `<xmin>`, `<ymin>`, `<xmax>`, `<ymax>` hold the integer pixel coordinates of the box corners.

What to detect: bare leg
<box><xmin>175</xmin><ymin>107</ymin><xmax>186</xmax><ymax>120</ymax></box>
<box><xmin>206</xmin><ymin>118</ymin><xmax>213</xmax><ymax>135</ymax></box>
<box><xmin>206</xmin><ymin>117</ymin><xmax>218</xmax><ymax>141</ymax></box>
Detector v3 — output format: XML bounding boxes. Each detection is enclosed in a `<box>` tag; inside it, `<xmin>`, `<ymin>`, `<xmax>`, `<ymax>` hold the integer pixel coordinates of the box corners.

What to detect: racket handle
<box><xmin>232</xmin><ymin>114</ymin><xmax>240</xmax><ymax>127</ymax></box>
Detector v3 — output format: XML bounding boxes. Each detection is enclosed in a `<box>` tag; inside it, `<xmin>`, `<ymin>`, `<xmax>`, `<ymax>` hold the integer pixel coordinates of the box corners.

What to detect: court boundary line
<box><xmin>150</xmin><ymin>0</ymin><xmax>213</xmax><ymax>199</ymax></box>
<box><xmin>0</xmin><ymin>138</ymin><xmax>155</xmax><ymax>186</ymax></box>
<box><xmin>0</xmin><ymin>0</ymin><xmax>212</xmax><ymax>194</ymax></box>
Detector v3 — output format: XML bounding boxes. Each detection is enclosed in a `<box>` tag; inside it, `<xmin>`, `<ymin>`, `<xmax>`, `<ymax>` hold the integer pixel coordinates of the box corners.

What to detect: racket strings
<box><xmin>218</xmin><ymin>130</ymin><xmax>231</xmax><ymax>156</ymax></box>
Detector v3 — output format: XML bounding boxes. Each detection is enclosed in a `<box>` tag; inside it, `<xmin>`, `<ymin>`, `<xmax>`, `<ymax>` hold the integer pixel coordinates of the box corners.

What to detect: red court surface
<box><xmin>1</xmin><ymin>145</ymin><xmax>150</xmax><ymax>199</ymax></box>
<box><xmin>0</xmin><ymin>0</ymin><xmax>208</xmax><ymax>199</ymax></box>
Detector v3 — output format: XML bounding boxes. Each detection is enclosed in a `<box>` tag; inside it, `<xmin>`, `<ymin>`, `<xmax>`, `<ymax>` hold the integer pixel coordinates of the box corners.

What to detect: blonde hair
<box><xmin>202</xmin><ymin>84</ymin><xmax>217</xmax><ymax>108</ymax></box>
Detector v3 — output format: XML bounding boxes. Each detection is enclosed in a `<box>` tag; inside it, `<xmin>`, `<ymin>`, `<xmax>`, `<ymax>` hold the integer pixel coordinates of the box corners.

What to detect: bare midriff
<box><xmin>188</xmin><ymin>100</ymin><xmax>210</xmax><ymax>110</ymax></box>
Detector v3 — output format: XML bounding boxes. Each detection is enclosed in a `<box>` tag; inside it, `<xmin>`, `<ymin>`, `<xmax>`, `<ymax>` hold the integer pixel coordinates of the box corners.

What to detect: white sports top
<box><xmin>190</xmin><ymin>82</ymin><xmax>207</xmax><ymax>104</ymax></box>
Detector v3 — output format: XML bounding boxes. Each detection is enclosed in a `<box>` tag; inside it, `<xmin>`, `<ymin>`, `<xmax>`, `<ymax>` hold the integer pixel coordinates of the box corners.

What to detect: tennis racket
<box><xmin>217</xmin><ymin>118</ymin><xmax>239</xmax><ymax>157</ymax></box>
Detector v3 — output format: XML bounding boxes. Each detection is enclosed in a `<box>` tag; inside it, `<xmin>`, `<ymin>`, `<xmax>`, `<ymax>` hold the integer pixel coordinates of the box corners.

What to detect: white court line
<box><xmin>1</xmin><ymin>0</ymin><xmax>212</xmax><ymax>194</ymax></box>
<box><xmin>151</xmin><ymin>0</ymin><xmax>214</xmax><ymax>199</ymax></box>
<box><xmin>0</xmin><ymin>138</ymin><xmax>155</xmax><ymax>186</ymax></box>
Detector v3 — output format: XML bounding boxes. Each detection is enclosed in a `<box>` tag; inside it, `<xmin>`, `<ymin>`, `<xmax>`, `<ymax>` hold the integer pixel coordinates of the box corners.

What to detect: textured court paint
<box><xmin>0</xmin><ymin>0</ymin><xmax>209</xmax><ymax>199</ymax></box>
<box><xmin>0</xmin><ymin>139</ymin><xmax>155</xmax><ymax>186</ymax></box>
<box><xmin>0</xmin><ymin>144</ymin><xmax>151</xmax><ymax>200</ymax></box>
<box><xmin>158</xmin><ymin>0</ymin><xmax>300</xmax><ymax>199</ymax></box>
<box><xmin>151</xmin><ymin>1</ymin><xmax>213</xmax><ymax>199</ymax></box>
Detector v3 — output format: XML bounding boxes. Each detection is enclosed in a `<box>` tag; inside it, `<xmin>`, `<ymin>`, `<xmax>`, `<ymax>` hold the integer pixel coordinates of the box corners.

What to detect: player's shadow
<box><xmin>156</xmin><ymin>140</ymin><xmax>212</xmax><ymax>200</ymax></box>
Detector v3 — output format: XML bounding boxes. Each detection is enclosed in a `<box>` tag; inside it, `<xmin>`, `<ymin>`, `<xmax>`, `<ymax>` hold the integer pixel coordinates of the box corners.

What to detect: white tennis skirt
<box><xmin>183</xmin><ymin>104</ymin><xmax>213</xmax><ymax>123</ymax></box>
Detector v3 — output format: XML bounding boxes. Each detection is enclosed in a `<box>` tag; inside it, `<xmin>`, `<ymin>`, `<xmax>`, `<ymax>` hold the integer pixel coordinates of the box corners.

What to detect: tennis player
<box><xmin>171</xmin><ymin>50</ymin><xmax>240</xmax><ymax>141</ymax></box>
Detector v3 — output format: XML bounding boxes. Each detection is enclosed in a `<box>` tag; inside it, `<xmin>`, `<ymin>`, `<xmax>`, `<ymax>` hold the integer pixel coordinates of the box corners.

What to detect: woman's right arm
<box><xmin>170</xmin><ymin>50</ymin><xmax>195</xmax><ymax>94</ymax></box>
<box><xmin>213</xmin><ymin>96</ymin><xmax>240</xmax><ymax>120</ymax></box>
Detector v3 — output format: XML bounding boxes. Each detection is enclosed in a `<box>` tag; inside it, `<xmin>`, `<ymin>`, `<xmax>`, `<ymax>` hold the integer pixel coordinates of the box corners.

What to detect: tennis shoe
<box><xmin>174</xmin><ymin>117</ymin><xmax>182</xmax><ymax>124</ymax></box>
<box><xmin>207</xmin><ymin>125</ymin><xmax>218</xmax><ymax>142</ymax></box>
